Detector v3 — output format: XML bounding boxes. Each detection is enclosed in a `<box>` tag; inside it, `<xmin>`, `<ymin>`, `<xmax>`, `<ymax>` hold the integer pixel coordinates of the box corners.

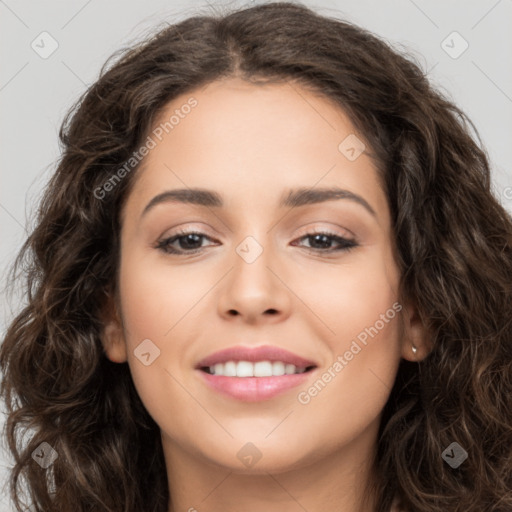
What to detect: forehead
<box><xmin>121</xmin><ymin>78</ymin><xmax>388</xmax><ymax>224</ymax></box>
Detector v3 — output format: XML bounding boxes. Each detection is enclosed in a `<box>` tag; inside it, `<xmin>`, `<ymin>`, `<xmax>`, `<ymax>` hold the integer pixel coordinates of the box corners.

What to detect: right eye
<box><xmin>155</xmin><ymin>230</ymin><xmax>218</xmax><ymax>255</ymax></box>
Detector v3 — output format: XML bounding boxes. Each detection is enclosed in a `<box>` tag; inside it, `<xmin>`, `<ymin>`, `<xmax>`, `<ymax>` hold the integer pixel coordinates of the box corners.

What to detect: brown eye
<box><xmin>291</xmin><ymin>231</ymin><xmax>358</xmax><ymax>253</ymax></box>
<box><xmin>156</xmin><ymin>231</ymin><xmax>216</xmax><ymax>255</ymax></box>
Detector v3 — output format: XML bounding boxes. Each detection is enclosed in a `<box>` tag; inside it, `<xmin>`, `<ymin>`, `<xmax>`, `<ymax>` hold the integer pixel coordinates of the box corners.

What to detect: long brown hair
<box><xmin>1</xmin><ymin>2</ymin><xmax>511</xmax><ymax>511</ymax></box>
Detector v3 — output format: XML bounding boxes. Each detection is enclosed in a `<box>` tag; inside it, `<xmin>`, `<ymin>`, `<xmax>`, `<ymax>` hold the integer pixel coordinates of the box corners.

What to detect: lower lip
<box><xmin>197</xmin><ymin>370</ymin><xmax>314</xmax><ymax>402</ymax></box>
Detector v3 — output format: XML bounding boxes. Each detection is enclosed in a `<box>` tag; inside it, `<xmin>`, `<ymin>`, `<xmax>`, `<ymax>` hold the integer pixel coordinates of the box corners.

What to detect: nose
<box><xmin>217</xmin><ymin>239</ymin><xmax>292</xmax><ymax>325</ymax></box>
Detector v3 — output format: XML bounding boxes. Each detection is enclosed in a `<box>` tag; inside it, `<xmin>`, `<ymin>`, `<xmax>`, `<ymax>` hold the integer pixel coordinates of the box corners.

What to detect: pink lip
<box><xmin>195</xmin><ymin>345</ymin><xmax>318</xmax><ymax>402</ymax></box>
<box><xmin>198</xmin><ymin>372</ymin><xmax>315</xmax><ymax>402</ymax></box>
<box><xmin>195</xmin><ymin>344</ymin><xmax>317</xmax><ymax>369</ymax></box>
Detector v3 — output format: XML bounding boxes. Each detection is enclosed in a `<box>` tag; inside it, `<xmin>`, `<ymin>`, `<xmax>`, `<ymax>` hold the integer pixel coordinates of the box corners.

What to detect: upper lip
<box><xmin>196</xmin><ymin>345</ymin><xmax>318</xmax><ymax>369</ymax></box>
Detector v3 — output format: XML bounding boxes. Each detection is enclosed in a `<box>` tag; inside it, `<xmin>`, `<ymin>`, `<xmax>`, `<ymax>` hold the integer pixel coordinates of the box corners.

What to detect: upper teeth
<box><xmin>208</xmin><ymin>361</ymin><xmax>307</xmax><ymax>377</ymax></box>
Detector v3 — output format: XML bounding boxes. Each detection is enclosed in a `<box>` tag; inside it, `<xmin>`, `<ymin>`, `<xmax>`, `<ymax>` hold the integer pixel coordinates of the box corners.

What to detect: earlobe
<box><xmin>102</xmin><ymin>321</ymin><xmax>128</xmax><ymax>363</ymax></box>
<box><xmin>400</xmin><ymin>300</ymin><xmax>431</xmax><ymax>362</ymax></box>
<box><xmin>98</xmin><ymin>292</ymin><xmax>128</xmax><ymax>364</ymax></box>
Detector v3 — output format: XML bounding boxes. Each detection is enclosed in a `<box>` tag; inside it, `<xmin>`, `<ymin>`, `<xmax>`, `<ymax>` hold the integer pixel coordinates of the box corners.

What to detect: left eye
<box><xmin>156</xmin><ymin>230</ymin><xmax>358</xmax><ymax>255</ymax></box>
<box><xmin>292</xmin><ymin>232</ymin><xmax>358</xmax><ymax>252</ymax></box>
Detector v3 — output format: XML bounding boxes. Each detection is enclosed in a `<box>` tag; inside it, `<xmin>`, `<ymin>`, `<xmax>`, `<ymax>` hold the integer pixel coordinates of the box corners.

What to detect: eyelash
<box><xmin>155</xmin><ymin>228</ymin><xmax>358</xmax><ymax>256</ymax></box>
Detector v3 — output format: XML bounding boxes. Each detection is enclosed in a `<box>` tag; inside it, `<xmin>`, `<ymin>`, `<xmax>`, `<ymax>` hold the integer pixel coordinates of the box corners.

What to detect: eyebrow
<box><xmin>140</xmin><ymin>186</ymin><xmax>377</xmax><ymax>219</ymax></box>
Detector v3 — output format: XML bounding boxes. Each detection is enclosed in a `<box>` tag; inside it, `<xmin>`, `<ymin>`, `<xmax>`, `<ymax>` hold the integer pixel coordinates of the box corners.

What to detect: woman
<box><xmin>1</xmin><ymin>2</ymin><xmax>511</xmax><ymax>511</ymax></box>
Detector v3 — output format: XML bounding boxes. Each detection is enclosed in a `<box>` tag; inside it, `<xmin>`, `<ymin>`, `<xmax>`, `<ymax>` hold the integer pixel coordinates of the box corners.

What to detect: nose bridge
<box><xmin>218</xmin><ymin>229</ymin><xmax>291</xmax><ymax>321</ymax></box>
<box><xmin>232</xmin><ymin>231</ymin><xmax>277</xmax><ymax>297</ymax></box>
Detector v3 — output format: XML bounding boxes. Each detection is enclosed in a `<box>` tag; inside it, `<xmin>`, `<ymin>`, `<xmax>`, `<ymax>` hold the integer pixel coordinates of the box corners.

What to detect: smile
<box><xmin>201</xmin><ymin>360</ymin><xmax>314</xmax><ymax>377</ymax></box>
<box><xmin>195</xmin><ymin>344</ymin><xmax>318</xmax><ymax>401</ymax></box>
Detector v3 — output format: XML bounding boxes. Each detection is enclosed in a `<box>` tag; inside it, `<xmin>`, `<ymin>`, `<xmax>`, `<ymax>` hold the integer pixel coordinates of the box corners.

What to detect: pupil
<box><xmin>182</xmin><ymin>234</ymin><xmax>201</xmax><ymax>249</ymax></box>
<box><xmin>311</xmin><ymin>234</ymin><xmax>330</xmax><ymax>249</ymax></box>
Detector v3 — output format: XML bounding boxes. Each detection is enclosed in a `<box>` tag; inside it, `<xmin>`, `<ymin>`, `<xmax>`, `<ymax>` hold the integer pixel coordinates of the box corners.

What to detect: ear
<box><xmin>400</xmin><ymin>299</ymin><xmax>431</xmax><ymax>362</ymax></box>
<box><xmin>98</xmin><ymin>289</ymin><xmax>127</xmax><ymax>364</ymax></box>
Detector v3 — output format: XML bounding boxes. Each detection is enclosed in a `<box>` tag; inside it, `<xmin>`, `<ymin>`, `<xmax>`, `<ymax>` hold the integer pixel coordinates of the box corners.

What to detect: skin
<box><xmin>100</xmin><ymin>77</ymin><xmax>429</xmax><ymax>512</ymax></box>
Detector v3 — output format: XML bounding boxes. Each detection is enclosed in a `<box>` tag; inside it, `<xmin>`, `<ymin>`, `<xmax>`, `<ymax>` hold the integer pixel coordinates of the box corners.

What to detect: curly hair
<box><xmin>1</xmin><ymin>2</ymin><xmax>511</xmax><ymax>511</ymax></box>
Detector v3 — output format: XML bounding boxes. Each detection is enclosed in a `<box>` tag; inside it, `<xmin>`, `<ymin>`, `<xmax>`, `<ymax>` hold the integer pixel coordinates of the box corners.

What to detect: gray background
<box><xmin>1</xmin><ymin>0</ymin><xmax>511</xmax><ymax>509</ymax></box>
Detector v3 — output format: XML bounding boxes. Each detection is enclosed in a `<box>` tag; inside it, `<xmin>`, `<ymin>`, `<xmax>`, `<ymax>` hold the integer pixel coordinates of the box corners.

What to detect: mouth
<box><xmin>195</xmin><ymin>345</ymin><xmax>318</xmax><ymax>401</ymax></box>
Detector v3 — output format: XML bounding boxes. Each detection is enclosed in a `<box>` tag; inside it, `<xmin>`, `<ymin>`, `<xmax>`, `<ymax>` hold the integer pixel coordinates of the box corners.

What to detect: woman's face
<box><xmin>102</xmin><ymin>77</ymin><xmax>423</xmax><ymax>474</ymax></box>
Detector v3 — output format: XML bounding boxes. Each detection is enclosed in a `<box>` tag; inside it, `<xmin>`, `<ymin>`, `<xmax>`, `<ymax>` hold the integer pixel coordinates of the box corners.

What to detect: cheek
<box><xmin>118</xmin><ymin>249</ymin><xmax>208</xmax><ymax>349</ymax></box>
<box><xmin>301</xmin><ymin>252</ymin><xmax>401</xmax><ymax>382</ymax></box>
<box><xmin>115</xmin><ymin>253</ymin><xmax>173</xmax><ymax>385</ymax></box>
<box><xmin>295</xmin><ymin>254</ymin><xmax>402</xmax><ymax>432</ymax></box>
<box><xmin>294</xmin><ymin>312</ymin><xmax>401</xmax><ymax>457</ymax></box>
<box><xmin>116</xmin><ymin>251</ymin><xmax>210</xmax><ymax>424</ymax></box>
<box><xmin>308</xmin><ymin>249</ymin><xmax>400</xmax><ymax>345</ymax></box>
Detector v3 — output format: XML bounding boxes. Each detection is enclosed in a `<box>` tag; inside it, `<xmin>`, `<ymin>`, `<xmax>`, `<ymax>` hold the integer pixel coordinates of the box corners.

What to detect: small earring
<box><xmin>411</xmin><ymin>345</ymin><xmax>418</xmax><ymax>355</ymax></box>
